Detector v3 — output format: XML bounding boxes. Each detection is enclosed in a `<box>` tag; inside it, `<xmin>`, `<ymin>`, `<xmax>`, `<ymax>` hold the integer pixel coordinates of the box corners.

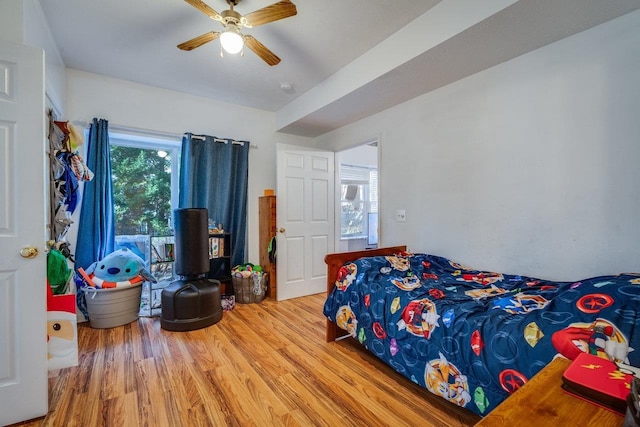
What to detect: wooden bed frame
<box><xmin>324</xmin><ymin>245</ymin><xmax>407</xmax><ymax>342</ymax></box>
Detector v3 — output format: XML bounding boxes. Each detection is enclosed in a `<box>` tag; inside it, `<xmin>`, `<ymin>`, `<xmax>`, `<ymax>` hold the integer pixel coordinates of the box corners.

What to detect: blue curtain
<box><xmin>179</xmin><ymin>133</ymin><xmax>249</xmax><ymax>268</ymax></box>
<box><xmin>75</xmin><ymin>118</ymin><xmax>115</xmax><ymax>270</ymax></box>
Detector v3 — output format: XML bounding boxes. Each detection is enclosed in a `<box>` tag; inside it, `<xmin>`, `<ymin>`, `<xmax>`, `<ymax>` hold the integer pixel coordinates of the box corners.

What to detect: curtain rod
<box><xmin>72</xmin><ymin>120</ymin><xmax>183</xmax><ymax>140</ymax></box>
<box><xmin>188</xmin><ymin>134</ymin><xmax>257</xmax><ymax>149</ymax></box>
<box><xmin>71</xmin><ymin>121</ymin><xmax>256</xmax><ymax>148</ymax></box>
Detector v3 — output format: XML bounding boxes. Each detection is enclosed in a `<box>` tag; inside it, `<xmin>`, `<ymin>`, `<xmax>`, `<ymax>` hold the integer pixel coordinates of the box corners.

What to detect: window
<box><xmin>340</xmin><ymin>165</ymin><xmax>378</xmax><ymax>240</ymax></box>
<box><xmin>109</xmin><ymin>133</ymin><xmax>181</xmax><ymax>237</ymax></box>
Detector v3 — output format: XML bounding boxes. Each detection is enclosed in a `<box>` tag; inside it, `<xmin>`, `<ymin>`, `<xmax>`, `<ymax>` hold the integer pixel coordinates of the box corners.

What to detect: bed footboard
<box><xmin>324</xmin><ymin>245</ymin><xmax>407</xmax><ymax>342</ymax></box>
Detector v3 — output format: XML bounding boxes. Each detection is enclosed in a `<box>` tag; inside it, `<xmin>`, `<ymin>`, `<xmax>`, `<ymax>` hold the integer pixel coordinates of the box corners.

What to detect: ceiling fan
<box><xmin>178</xmin><ymin>0</ymin><xmax>297</xmax><ymax>66</ymax></box>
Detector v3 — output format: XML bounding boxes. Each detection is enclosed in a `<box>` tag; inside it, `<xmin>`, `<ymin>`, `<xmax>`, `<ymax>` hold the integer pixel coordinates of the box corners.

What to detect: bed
<box><xmin>323</xmin><ymin>246</ymin><xmax>640</xmax><ymax>416</ymax></box>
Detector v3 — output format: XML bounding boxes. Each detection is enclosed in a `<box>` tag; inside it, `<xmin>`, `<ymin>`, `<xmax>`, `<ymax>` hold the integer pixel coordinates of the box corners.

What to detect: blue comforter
<box><xmin>323</xmin><ymin>252</ymin><xmax>640</xmax><ymax>415</ymax></box>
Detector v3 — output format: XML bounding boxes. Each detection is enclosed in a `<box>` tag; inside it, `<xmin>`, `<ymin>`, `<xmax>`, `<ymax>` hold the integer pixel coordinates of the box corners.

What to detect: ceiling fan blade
<box><xmin>244</xmin><ymin>35</ymin><xmax>281</xmax><ymax>66</ymax></box>
<box><xmin>177</xmin><ymin>31</ymin><xmax>220</xmax><ymax>51</ymax></box>
<box><xmin>243</xmin><ymin>1</ymin><xmax>297</xmax><ymax>28</ymax></box>
<box><xmin>184</xmin><ymin>0</ymin><xmax>222</xmax><ymax>21</ymax></box>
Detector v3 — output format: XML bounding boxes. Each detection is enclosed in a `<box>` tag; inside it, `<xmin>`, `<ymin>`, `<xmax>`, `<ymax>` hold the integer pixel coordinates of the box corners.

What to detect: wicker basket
<box><xmin>233</xmin><ymin>273</ymin><xmax>268</xmax><ymax>304</ymax></box>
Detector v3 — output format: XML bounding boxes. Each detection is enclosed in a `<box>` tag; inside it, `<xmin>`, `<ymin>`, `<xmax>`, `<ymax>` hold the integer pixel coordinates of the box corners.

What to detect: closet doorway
<box><xmin>335</xmin><ymin>139</ymin><xmax>379</xmax><ymax>253</ymax></box>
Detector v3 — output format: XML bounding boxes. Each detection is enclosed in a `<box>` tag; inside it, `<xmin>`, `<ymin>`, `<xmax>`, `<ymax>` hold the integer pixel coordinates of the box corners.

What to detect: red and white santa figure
<box><xmin>47</xmin><ymin>288</ymin><xmax>78</xmax><ymax>370</ymax></box>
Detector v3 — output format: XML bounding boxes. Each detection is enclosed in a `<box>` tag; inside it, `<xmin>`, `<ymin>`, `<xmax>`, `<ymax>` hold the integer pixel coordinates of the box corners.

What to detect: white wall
<box><xmin>22</xmin><ymin>0</ymin><xmax>66</xmax><ymax>116</ymax></box>
<box><xmin>66</xmin><ymin>69</ymin><xmax>311</xmax><ymax>265</ymax></box>
<box><xmin>338</xmin><ymin>144</ymin><xmax>378</xmax><ymax>168</ymax></box>
<box><xmin>2</xmin><ymin>0</ymin><xmax>66</xmax><ymax>115</ymax></box>
<box><xmin>314</xmin><ymin>10</ymin><xmax>640</xmax><ymax>280</ymax></box>
<box><xmin>0</xmin><ymin>0</ymin><xmax>23</xmax><ymax>44</ymax></box>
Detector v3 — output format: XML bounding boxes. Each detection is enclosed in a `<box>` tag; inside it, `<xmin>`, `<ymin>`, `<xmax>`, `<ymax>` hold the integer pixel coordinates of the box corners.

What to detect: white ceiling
<box><xmin>39</xmin><ymin>0</ymin><xmax>640</xmax><ymax>138</ymax></box>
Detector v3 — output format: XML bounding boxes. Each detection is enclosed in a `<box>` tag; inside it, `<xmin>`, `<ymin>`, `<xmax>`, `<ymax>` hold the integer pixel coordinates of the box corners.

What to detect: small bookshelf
<box><xmin>208</xmin><ymin>232</ymin><xmax>232</xmax><ymax>295</ymax></box>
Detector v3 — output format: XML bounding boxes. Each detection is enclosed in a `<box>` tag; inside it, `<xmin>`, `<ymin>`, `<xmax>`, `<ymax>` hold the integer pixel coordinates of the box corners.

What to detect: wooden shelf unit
<box><xmin>208</xmin><ymin>232</ymin><xmax>232</xmax><ymax>295</ymax></box>
<box><xmin>259</xmin><ymin>196</ymin><xmax>277</xmax><ymax>298</ymax></box>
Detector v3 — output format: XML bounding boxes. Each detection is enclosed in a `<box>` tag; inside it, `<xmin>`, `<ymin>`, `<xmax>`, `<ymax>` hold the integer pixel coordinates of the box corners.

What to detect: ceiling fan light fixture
<box><xmin>220</xmin><ymin>24</ymin><xmax>244</xmax><ymax>54</ymax></box>
<box><xmin>179</xmin><ymin>0</ymin><xmax>297</xmax><ymax>65</ymax></box>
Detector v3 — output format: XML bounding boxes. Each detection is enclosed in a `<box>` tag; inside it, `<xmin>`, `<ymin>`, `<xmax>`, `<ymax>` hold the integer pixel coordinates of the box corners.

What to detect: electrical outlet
<box><xmin>395</xmin><ymin>209</ymin><xmax>406</xmax><ymax>222</ymax></box>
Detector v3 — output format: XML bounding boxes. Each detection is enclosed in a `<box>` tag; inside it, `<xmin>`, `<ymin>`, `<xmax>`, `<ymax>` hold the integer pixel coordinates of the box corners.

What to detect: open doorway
<box><xmin>335</xmin><ymin>140</ymin><xmax>378</xmax><ymax>253</ymax></box>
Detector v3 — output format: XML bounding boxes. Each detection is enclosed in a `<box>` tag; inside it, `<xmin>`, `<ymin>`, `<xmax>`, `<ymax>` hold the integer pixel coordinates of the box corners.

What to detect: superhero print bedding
<box><xmin>323</xmin><ymin>250</ymin><xmax>640</xmax><ymax>416</ymax></box>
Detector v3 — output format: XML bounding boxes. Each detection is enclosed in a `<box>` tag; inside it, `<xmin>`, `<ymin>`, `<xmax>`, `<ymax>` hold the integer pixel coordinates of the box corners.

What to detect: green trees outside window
<box><xmin>110</xmin><ymin>145</ymin><xmax>172</xmax><ymax>236</ymax></box>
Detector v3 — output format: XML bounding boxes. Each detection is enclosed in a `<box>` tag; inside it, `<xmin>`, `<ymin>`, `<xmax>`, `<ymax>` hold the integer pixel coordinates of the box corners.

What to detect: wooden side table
<box><xmin>475</xmin><ymin>357</ymin><xmax>624</xmax><ymax>426</ymax></box>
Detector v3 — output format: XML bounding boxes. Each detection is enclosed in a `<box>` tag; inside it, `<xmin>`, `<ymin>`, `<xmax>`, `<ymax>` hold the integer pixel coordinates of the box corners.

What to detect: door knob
<box><xmin>20</xmin><ymin>246</ymin><xmax>38</xmax><ymax>259</ymax></box>
<box><xmin>278</xmin><ymin>228</ymin><xmax>286</xmax><ymax>233</ymax></box>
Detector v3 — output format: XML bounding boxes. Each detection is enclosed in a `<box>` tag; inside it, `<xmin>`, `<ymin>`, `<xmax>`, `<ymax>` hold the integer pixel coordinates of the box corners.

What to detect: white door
<box><xmin>0</xmin><ymin>40</ymin><xmax>48</xmax><ymax>425</ymax></box>
<box><xmin>276</xmin><ymin>150</ymin><xmax>334</xmax><ymax>301</ymax></box>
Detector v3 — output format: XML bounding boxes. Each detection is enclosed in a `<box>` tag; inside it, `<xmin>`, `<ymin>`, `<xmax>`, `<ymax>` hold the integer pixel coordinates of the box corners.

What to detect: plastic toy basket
<box><xmin>232</xmin><ymin>272</ymin><xmax>268</xmax><ymax>304</ymax></box>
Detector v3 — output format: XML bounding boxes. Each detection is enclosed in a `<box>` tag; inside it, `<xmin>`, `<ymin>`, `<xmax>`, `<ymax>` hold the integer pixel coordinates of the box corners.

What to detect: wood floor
<box><xmin>12</xmin><ymin>293</ymin><xmax>480</xmax><ymax>427</ymax></box>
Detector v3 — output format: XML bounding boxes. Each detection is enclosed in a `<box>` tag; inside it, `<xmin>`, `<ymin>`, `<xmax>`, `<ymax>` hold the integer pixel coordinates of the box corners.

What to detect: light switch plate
<box><xmin>395</xmin><ymin>209</ymin><xmax>406</xmax><ymax>222</ymax></box>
